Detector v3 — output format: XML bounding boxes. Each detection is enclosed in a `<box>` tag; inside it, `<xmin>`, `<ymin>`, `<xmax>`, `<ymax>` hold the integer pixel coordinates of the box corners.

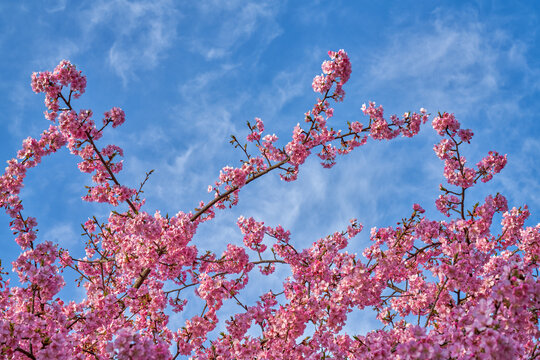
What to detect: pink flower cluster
<box><xmin>246</xmin><ymin>117</ymin><xmax>264</xmax><ymax>142</ymax></box>
<box><xmin>477</xmin><ymin>151</ymin><xmax>507</xmax><ymax>183</ymax></box>
<box><xmin>312</xmin><ymin>49</ymin><xmax>352</xmax><ymax>101</ymax></box>
<box><xmin>362</xmin><ymin>103</ymin><xmax>429</xmax><ymax>141</ymax></box>
<box><xmin>104</xmin><ymin>107</ymin><xmax>126</xmax><ymax>128</ymax></box>
<box><xmin>31</xmin><ymin>60</ymin><xmax>86</xmax><ymax>121</ymax></box>
<box><xmin>106</xmin><ymin>328</ymin><xmax>170</xmax><ymax>359</ymax></box>
<box><xmin>432</xmin><ymin>111</ymin><xmax>460</xmax><ymax>136</ymax></box>
<box><xmin>0</xmin><ymin>52</ymin><xmax>538</xmax><ymax>360</ymax></box>
<box><xmin>432</xmin><ymin>114</ymin><xmax>508</xmax><ymax>191</ymax></box>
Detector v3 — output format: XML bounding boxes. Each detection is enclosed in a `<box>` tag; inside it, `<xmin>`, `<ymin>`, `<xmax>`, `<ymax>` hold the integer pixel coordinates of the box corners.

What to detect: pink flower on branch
<box><xmin>0</xmin><ymin>51</ymin><xmax>537</xmax><ymax>360</ymax></box>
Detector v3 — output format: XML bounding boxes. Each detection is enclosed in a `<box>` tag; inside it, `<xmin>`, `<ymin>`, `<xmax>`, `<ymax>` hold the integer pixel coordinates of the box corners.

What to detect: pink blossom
<box><xmin>477</xmin><ymin>151</ymin><xmax>507</xmax><ymax>183</ymax></box>
<box><xmin>0</xmin><ymin>53</ymin><xmax>537</xmax><ymax>360</ymax></box>
<box><xmin>104</xmin><ymin>107</ymin><xmax>126</xmax><ymax>128</ymax></box>
<box><xmin>432</xmin><ymin>112</ymin><xmax>460</xmax><ymax>136</ymax></box>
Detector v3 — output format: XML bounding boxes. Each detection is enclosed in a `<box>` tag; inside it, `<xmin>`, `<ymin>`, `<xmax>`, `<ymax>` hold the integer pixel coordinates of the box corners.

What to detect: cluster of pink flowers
<box><xmin>106</xmin><ymin>328</ymin><xmax>170</xmax><ymax>359</ymax></box>
<box><xmin>361</xmin><ymin>103</ymin><xmax>429</xmax><ymax>141</ymax></box>
<box><xmin>0</xmin><ymin>52</ymin><xmax>538</xmax><ymax>359</ymax></box>
<box><xmin>312</xmin><ymin>49</ymin><xmax>351</xmax><ymax>101</ymax></box>
<box><xmin>432</xmin><ymin>116</ymin><xmax>507</xmax><ymax>190</ymax></box>
<box><xmin>104</xmin><ymin>107</ymin><xmax>126</xmax><ymax>128</ymax></box>
<box><xmin>31</xmin><ymin>60</ymin><xmax>86</xmax><ymax>121</ymax></box>
<box><xmin>432</xmin><ymin>112</ymin><xmax>460</xmax><ymax>136</ymax></box>
<box><xmin>477</xmin><ymin>151</ymin><xmax>507</xmax><ymax>183</ymax></box>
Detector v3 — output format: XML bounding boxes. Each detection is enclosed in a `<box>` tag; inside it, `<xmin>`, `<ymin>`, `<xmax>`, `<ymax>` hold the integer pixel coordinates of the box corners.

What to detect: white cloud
<box><xmin>43</xmin><ymin>223</ymin><xmax>79</xmax><ymax>248</ymax></box>
<box><xmin>178</xmin><ymin>64</ymin><xmax>239</xmax><ymax>98</ymax></box>
<box><xmin>82</xmin><ymin>0</ymin><xmax>179</xmax><ymax>84</ymax></box>
<box><xmin>188</xmin><ymin>1</ymin><xmax>282</xmax><ymax>60</ymax></box>
<box><xmin>253</xmin><ymin>66</ymin><xmax>311</xmax><ymax>122</ymax></box>
<box><xmin>44</xmin><ymin>0</ymin><xmax>67</xmax><ymax>13</ymax></box>
<box><xmin>362</xmin><ymin>9</ymin><xmax>535</xmax><ymax>118</ymax></box>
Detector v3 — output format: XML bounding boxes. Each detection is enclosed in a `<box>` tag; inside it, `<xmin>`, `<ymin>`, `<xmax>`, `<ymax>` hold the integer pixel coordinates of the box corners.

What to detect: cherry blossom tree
<box><xmin>0</xmin><ymin>50</ymin><xmax>538</xmax><ymax>359</ymax></box>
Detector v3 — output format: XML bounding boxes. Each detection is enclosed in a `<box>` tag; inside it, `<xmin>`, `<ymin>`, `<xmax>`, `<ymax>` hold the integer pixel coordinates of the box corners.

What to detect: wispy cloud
<box><xmin>43</xmin><ymin>223</ymin><xmax>79</xmax><ymax>248</ymax></box>
<box><xmin>178</xmin><ymin>64</ymin><xmax>239</xmax><ymax>98</ymax></box>
<box><xmin>43</xmin><ymin>0</ymin><xmax>67</xmax><ymax>13</ymax></box>
<box><xmin>363</xmin><ymin>9</ymin><xmax>537</xmax><ymax>117</ymax></box>
<box><xmin>187</xmin><ymin>1</ymin><xmax>283</xmax><ymax>60</ymax></box>
<box><xmin>81</xmin><ymin>0</ymin><xmax>179</xmax><ymax>84</ymax></box>
<box><xmin>253</xmin><ymin>66</ymin><xmax>312</xmax><ymax>123</ymax></box>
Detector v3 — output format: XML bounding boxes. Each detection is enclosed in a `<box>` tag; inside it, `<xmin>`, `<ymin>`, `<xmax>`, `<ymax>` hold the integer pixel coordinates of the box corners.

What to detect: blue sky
<box><xmin>1</xmin><ymin>0</ymin><xmax>539</xmax><ymax>339</ymax></box>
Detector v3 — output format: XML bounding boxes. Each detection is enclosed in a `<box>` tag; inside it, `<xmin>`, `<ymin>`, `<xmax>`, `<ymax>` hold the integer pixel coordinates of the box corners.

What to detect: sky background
<box><xmin>1</xmin><ymin>0</ymin><xmax>539</xmax><ymax>340</ymax></box>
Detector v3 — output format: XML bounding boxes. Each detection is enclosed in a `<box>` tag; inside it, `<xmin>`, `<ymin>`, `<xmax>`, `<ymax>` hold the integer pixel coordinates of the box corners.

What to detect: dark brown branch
<box><xmin>190</xmin><ymin>157</ymin><xmax>290</xmax><ymax>222</ymax></box>
<box><xmin>15</xmin><ymin>347</ymin><xmax>36</xmax><ymax>360</ymax></box>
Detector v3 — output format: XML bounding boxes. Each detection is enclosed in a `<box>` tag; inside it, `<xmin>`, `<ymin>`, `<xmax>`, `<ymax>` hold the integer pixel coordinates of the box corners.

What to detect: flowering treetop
<box><xmin>0</xmin><ymin>50</ymin><xmax>538</xmax><ymax>359</ymax></box>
